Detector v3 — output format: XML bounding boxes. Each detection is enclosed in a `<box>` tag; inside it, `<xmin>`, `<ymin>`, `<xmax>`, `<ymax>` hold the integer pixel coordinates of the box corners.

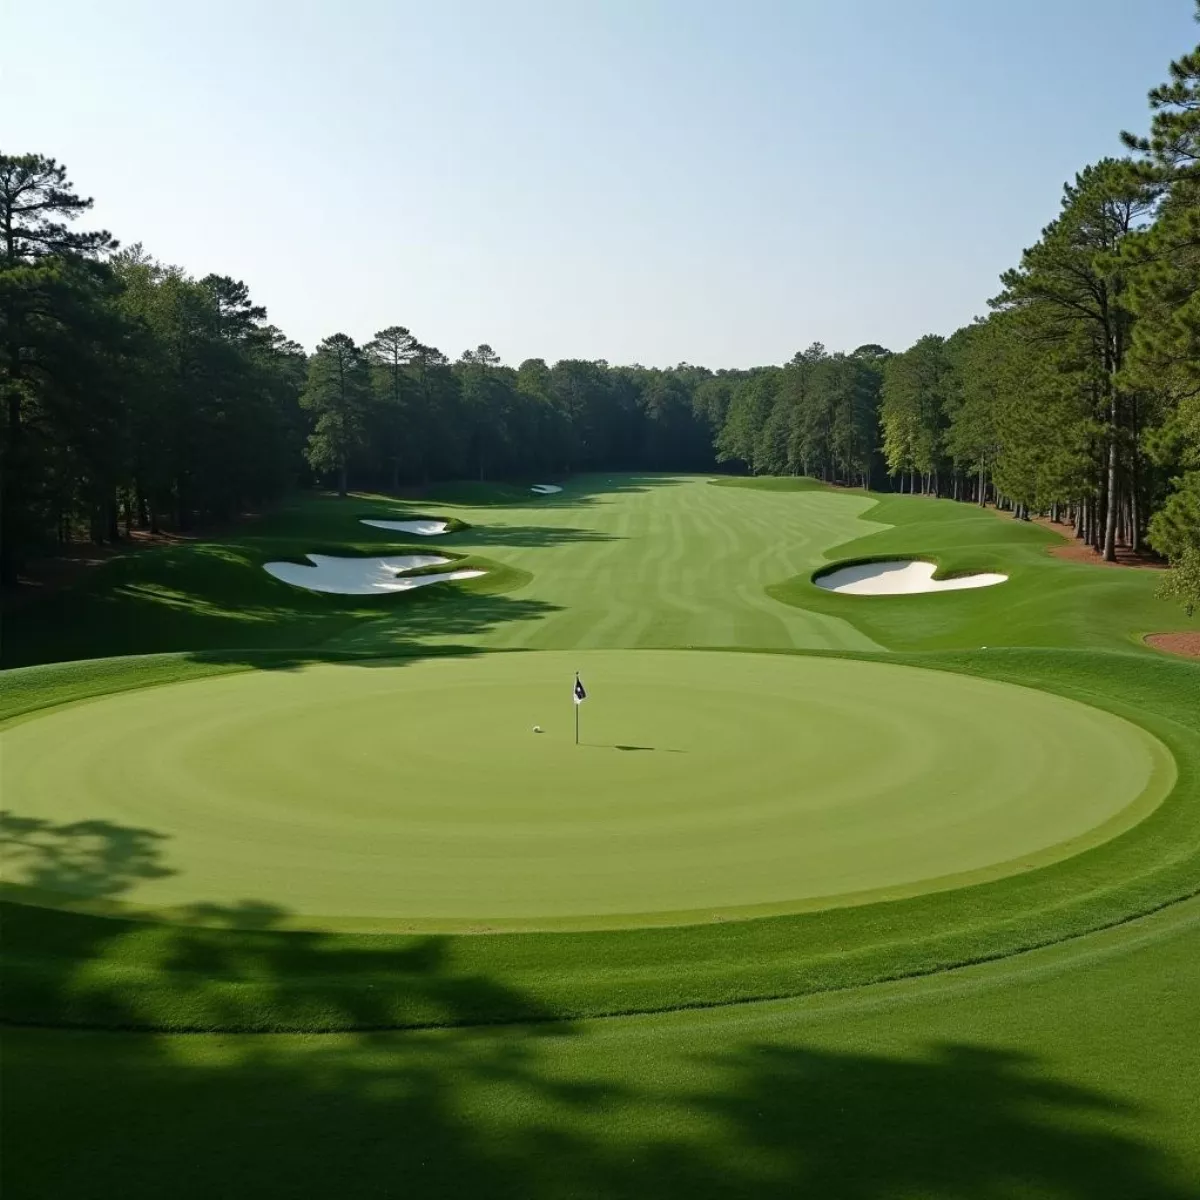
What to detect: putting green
<box><xmin>1</xmin><ymin>651</ymin><xmax>1173</xmax><ymax>931</ymax></box>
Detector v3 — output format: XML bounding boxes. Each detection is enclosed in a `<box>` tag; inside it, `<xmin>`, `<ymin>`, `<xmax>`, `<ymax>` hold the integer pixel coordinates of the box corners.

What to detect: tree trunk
<box><xmin>1102</xmin><ymin>431</ymin><xmax>1117</xmax><ymax>560</ymax></box>
<box><xmin>1102</xmin><ymin>393</ymin><xmax>1119</xmax><ymax>561</ymax></box>
<box><xmin>106</xmin><ymin>492</ymin><xmax>120</xmax><ymax>543</ymax></box>
<box><xmin>1</xmin><ymin>365</ymin><xmax>22</xmax><ymax>585</ymax></box>
<box><xmin>337</xmin><ymin>460</ymin><xmax>348</xmax><ymax>498</ymax></box>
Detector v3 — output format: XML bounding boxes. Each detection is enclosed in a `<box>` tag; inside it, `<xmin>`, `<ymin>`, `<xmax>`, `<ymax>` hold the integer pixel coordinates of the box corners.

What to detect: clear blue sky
<box><xmin>5</xmin><ymin>0</ymin><xmax>1196</xmax><ymax>366</ymax></box>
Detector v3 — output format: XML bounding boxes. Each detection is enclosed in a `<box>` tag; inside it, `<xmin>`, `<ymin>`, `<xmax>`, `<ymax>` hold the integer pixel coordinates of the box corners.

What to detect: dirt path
<box><xmin>1145</xmin><ymin>632</ymin><xmax>1200</xmax><ymax>660</ymax></box>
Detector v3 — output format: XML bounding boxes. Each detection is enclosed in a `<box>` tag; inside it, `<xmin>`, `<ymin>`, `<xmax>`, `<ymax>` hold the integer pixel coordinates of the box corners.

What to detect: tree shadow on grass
<box><xmin>409</xmin><ymin>473</ymin><xmax>690</xmax><ymax>510</ymax></box>
<box><xmin>1</xmin><ymin>816</ymin><xmax>1195</xmax><ymax>1198</ymax></box>
<box><xmin>447</xmin><ymin>524</ymin><xmax>621</xmax><ymax>548</ymax></box>
<box><xmin>614</xmin><ymin>744</ymin><xmax>685</xmax><ymax>753</ymax></box>
<box><xmin>0</xmin><ymin>813</ymin><xmax>174</xmax><ymax>900</ymax></box>
<box><xmin>3</xmin><ymin>1003</ymin><xmax>1193</xmax><ymax>1199</ymax></box>
<box><xmin>666</xmin><ymin>1040</ymin><xmax>1186</xmax><ymax>1200</ymax></box>
<box><xmin>310</xmin><ymin>590</ymin><xmax>561</xmax><ymax>658</ymax></box>
<box><xmin>2</xmin><ymin>572</ymin><xmax>561</xmax><ymax>669</ymax></box>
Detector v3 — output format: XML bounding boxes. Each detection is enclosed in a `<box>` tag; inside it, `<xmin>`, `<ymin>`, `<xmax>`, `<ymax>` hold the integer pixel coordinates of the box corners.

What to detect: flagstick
<box><xmin>575</xmin><ymin>691</ymin><xmax>580</xmax><ymax>745</ymax></box>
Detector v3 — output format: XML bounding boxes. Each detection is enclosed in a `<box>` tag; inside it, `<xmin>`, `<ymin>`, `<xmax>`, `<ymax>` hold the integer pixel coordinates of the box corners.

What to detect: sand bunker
<box><xmin>816</xmin><ymin>559</ymin><xmax>1007</xmax><ymax>595</ymax></box>
<box><xmin>530</xmin><ymin>484</ymin><xmax>563</xmax><ymax>494</ymax></box>
<box><xmin>265</xmin><ymin>554</ymin><xmax>484</xmax><ymax>595</ymax></box>
<box><xmin>360</xmin><ymin>519</ymin><xmax>449</xmax><ymax>536</ymax></box>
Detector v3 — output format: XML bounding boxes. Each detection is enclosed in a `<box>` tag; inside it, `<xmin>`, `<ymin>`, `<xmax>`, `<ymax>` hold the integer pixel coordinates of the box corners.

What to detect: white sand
<box><xmin>815</xmin><ymin>559</ymin><xmax>1007</xmax><ymax>595</ymax></box>
<box><xmin>264</xmin><ymin>553</ymin><xmax>485</xmax><ymax>595</ymax></box>
<box><xmin>360</xmin><ymin>519</ymin><xmax>449</xmax><ymax>536</ymax></box>
<box><xmin>530</xmin><ymin>484</ymin><xmax>563</xmax><ymax>494</ymax></box>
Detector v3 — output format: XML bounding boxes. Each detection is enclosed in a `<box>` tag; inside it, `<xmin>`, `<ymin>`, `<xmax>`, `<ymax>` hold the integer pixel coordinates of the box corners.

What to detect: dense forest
<box><xmin>1</xmin><ymin>17</ymin><xmax>1197</xmax><ymax>607</ymax></box>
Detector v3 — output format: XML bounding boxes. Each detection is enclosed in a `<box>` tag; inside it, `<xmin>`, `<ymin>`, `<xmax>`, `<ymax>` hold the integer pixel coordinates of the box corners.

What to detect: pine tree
<box><xmin>301</xmin><ymin>334</ymin><xmax>371</xmax><ymax>496</ymax></box>
<box><xmin>993</xmin><ymin>159</ymin><xmax>1157</xmax><ymax>558</ymax></box>
<box><xmin>1</xmin><ymin>154</ymin><xmax>116</xmax><ymax>581</ymax></box>
<box><xmin>365</xmin><ymin>325</ymin><xmax>419</xmax><ymax>489</ymax></box>
<box><xmin>1121</xmin><ymin>5</ymin><xmax>1200</xmax><ymax>604</ymax></box>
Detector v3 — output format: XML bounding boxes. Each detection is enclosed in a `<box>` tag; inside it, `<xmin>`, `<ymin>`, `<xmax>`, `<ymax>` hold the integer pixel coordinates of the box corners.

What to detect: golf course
<box><xmin>3</xmin><ymin>475</ymin><xmax>1199</xmax><ymax>1197</ymax></box>
<box><xmin>7</xmin><ymin>9</ymin><xmax>1200</xmax><ymax>1191</ymax></box>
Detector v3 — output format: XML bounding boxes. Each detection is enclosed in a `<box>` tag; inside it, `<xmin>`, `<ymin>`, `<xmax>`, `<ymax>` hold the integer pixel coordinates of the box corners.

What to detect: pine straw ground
<box><xmin>1146</xmin><ymin>631</ymin><xmax>1200</xmax><ymax>658</ymax></box>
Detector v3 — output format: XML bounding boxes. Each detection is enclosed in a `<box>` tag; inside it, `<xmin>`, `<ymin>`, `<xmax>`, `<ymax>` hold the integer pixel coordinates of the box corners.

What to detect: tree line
<box><xmin>1</xmin><ymin>12</ymin><xmax>1196</xmax><ymax>606</ymax></box>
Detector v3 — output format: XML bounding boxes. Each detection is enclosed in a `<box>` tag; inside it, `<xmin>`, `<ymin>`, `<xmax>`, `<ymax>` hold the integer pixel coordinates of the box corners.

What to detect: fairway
<box><xmin>3</xmin><ymin>649</ymin><xmax>1172</xmax><ymax>930</ymax></box>
<box><xmin>325</xmin><ymin>476</ymin><xmax>890</xmax><ymax>657</ymax></box>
